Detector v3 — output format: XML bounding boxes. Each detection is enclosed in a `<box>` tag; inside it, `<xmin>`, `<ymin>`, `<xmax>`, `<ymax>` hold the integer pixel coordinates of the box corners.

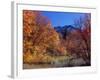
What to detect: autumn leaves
<box><xmin>23</xmin><ymin>10</ymin><xmax>91</xmax><ymax>68</ymax></box>
<box><xmin>23</xmin><ymin>10</ymin><xmax>63</xmax><ymax>65</ymax></box>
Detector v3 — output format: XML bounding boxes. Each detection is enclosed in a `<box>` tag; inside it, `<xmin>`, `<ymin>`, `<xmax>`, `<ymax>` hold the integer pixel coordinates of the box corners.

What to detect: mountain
<box><xmin>54</xmin><ymin>25</ymin><xmax>75</xmax><ymax>40</ymax></box>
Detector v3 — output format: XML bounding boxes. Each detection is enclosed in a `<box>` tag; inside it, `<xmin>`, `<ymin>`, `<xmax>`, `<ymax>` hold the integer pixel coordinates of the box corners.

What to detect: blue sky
<box><xmin>42</xmin><ymin>11</ymin><xmax>87</xmax><ymax>27</ymax></box>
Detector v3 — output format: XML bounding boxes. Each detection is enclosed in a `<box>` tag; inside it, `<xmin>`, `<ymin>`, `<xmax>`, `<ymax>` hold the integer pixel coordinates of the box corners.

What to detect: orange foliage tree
<box><xmin>23</xmin><ymin>10</ymin><xmax>60</xmax><ymax>63</ymax></box>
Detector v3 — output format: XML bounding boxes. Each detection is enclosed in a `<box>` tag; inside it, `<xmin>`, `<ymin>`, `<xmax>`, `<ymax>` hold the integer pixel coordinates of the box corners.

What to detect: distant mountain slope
<box><xmin>54</xmin><ymin>25</ymin><xmax>75</xmax><ymax>39</ymax></box>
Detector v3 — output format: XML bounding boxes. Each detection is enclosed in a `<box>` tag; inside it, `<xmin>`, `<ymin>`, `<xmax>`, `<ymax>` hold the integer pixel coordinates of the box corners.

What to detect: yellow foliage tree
<box><xmin>23</xmin><ymin>10</ymin><xmax>60</xmax><ymax>64</ymax></box>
